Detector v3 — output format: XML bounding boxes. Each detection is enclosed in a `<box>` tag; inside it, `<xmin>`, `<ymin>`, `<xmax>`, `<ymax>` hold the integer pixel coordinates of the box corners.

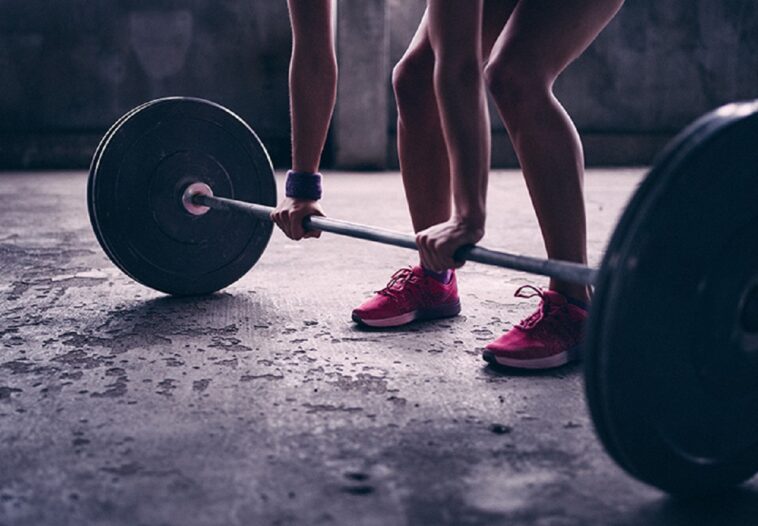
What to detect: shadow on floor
<box><xmin>350</xmin><ymin>315</ymin><xmax>466</xmax><ymax>335</ymax></box>
<box><xmin>482</xmin><ymin>361</ymin><xmax>582</xmax><ymax>378</ymax></box>
<box><xmin>613</xmin><ymin>486</ymin><xmax>758</xmax><ymax>526</ymax></box>
<box><xmin>96</xmin><ymin>291</ymin><xmax>277</xmax><ymax>336</ymax></box>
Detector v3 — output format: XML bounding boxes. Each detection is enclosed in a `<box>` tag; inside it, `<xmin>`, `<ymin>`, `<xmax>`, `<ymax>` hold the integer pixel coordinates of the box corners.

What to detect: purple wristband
<box><xmin>285</xmin><ymin>170</ymin><xmax>323</xmax><ymax>200</ymax></box>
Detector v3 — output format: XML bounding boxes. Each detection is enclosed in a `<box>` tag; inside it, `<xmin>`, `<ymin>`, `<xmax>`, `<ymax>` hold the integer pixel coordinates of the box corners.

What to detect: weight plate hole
<box><xmin>182</xmin><ymin>182</ymin><xmax>213</xmax><ymax>216</ymax></box>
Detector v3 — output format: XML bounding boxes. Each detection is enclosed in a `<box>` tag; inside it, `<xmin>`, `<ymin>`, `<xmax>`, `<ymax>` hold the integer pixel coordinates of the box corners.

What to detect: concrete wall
<box><xmin>0</xmin><ymin>0</ymin><xmax>756</xmax><ymax>169</ymax></box>
<box><xmin>0</xmin><ymin>1</ymin><xmax>292</xmax><ymax>168</ymax></box>
<box><xmin>333</xmin><ymin>0</ymin><xmax>389</xmax><ymax>169</ymax></box>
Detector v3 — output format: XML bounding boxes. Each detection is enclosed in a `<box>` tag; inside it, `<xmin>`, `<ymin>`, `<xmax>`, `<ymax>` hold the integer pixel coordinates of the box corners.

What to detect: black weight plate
<box><xmin>89</xmin><ymin>97</ymin><xmax>276</xmax><ymax>296</ymax></box>
<box><xmin>88</xmin><ymin>100</ymin><xmax>156</xmax><ymax>270</ymax></box>
<box><xmin>586</xmin><ymin>100</ymin><xmax>758</xmax><ymax>495</ymax></box>
<box><xmin>584</xmin><ymin>106</ymin><xmax>730</xmax><ymax>483</ymax></box>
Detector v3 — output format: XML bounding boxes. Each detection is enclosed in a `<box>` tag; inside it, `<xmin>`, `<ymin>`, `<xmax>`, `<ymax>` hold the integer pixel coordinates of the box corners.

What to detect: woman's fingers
<box><xmin>289</xmin><ymin>211</ymin><xmax>306</xmax><ymax>240</ymax></box>
<box><xmin>432</xmin><ymin>239</ymin><xmax>458</xmax><ymax>271</ymax></box>
<box><xmin>270</xmin><ymin>210</ymin><xmax>287</xmax><ymax>238</ymax></box>
<box><xmin>271</xmin><ymin>199</ymin><xmax>325</xmax><ymax>241</ymax></box>
<box><xmin>416</xmin><ymin>233</ymin><xmax>433</xmax><ymax>271</ymax></box>
<box><xmin>418</xmin><ymin>233</ymin><xmax>447</xmax><ymax>273</ymax></box>
<box><xmin>278</xmin><ymin>210</ymin><xmax>289</xmax><ymax>239</ymax></box>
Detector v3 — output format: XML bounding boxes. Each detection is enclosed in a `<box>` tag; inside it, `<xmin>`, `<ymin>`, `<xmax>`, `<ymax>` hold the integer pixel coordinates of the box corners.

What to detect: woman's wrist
<box><xmin>285</xmin><ymin>170</ymin><xmax>323</xmax><ymax>201</ymax></box>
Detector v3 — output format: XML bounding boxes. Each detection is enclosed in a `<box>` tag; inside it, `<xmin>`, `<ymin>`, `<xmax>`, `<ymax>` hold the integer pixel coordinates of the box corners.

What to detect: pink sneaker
<box><xmin>483</xmin><ymin>285</ymin><xmax>588</xmax><ymax>370</ymax></box>
<box><xmin>352</xmin><ymin>266</ymin><xmax>461</xmax><ymax>327</ymax></box>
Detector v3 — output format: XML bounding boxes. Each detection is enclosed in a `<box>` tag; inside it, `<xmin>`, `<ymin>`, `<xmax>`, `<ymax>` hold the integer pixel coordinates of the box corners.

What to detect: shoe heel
<box><xmin>419</xmin><ymin>300</ymin><xmax>461</xmax><ymax>321</ymax></box>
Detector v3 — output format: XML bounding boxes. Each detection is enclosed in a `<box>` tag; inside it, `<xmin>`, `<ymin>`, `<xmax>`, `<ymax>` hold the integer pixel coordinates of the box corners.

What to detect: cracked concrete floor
<box><xmin>1</xmin><ymin>170</ymin><xmax>757</xmax><ymax>526</ymax></box>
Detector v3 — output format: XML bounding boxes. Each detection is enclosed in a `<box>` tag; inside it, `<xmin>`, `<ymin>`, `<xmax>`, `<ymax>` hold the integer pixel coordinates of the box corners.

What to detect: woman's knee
<box><xmin>392</xmin><ymin>51</ymin><xmax>435</xmax><ymax>113</ymax></box>
<box><xmin>484</xmin><ymin>55</ymin><xmax>553</xmax><ymax>116</ymax></box>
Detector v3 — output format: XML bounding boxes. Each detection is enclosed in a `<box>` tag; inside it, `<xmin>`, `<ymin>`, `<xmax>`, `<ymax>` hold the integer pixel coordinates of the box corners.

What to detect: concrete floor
<box><xmin>1</xmin><ymin>170</ymin><xmax>757</xmax><ymax>526</ymax></box>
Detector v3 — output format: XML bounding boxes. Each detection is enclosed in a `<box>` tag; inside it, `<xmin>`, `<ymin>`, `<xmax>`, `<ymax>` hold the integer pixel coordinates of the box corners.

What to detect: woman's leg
<box><xmin>484</xmin><ymin>0</ymin><xmax>624</xmax><ymax>302</ymax></box>
<box><xmin>393</xmin><ymin>12</ymin><xmax>450</xmax><ymax>233</ymax></box>
<box><xmin>417</xmin><ymin>0</ymin><xmax>490</xmax><ymax>272</ymax></box>
<box><xmin>350</xmin><ymin>2</ymin><xmax>518</xmax><ymax>328</ymax></box>
<box><xmin>393</xmin><ymin>2</ymin><xmax>515</xmax><ymax>233</ymax></box>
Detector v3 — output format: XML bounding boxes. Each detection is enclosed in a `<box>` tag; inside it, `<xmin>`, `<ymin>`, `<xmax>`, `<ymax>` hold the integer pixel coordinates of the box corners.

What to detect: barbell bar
<box><xmin>88</xmin><ymin>96</ymin><xmax>758</xmax><ymax>496</ymax></box>
<box><xmin>191</xmin><ymin>193</ymin><xmax>599</xmax><ymax>285</ymax></box>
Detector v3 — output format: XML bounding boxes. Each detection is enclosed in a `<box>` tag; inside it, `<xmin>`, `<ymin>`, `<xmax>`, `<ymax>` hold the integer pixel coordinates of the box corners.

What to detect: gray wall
<box><xmin>0</xmin><ymin>1</ymin><xmax>292</xmax><ymax>168</ymax></box>
<box><xmin>1</xmin><ymin>0</ymin><xmax>757</xmax><ymax>169</ymax></box>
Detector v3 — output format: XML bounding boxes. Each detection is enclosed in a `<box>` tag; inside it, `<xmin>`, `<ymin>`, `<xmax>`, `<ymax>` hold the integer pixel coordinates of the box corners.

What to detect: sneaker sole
<box><xmin>352</xmin><ymin>300</ymin><xmax>461</xmax><ymax>328</ymax></box>
<box><xmin>482</xmin><ymin>345</ymin><xmax>581</xmax><ymax>370</ymax></box>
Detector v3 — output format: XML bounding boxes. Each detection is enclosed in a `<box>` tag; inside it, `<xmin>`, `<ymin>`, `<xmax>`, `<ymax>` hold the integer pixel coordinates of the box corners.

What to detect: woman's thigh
<box><xmin>490</xmin><ymin>0</ymin><xmax>625</xmax><ymax>82</ymax></box>
<box><xmin>399</xmin><ymin>0</ymin><xmax>518</xmax><ymax>70</ymax></box>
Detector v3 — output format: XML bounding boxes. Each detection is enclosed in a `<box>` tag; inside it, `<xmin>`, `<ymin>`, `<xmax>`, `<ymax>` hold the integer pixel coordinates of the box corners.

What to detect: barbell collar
<box><xmin>194</xmin><ymin>194</ymin><xmax>598</xmax><ymax>286</ymax></box>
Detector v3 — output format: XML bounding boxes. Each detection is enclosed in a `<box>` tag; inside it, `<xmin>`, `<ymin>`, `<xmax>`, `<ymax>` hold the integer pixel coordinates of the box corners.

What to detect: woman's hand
<box><xmin>270</xmin><ymin>198</ymin><xmax>324</xmax><ymax>240</ymax></box>
<box><xmin>416</xmin><ymin>218</ymin><xmax>484</xmax><ymax>272</ymax></box>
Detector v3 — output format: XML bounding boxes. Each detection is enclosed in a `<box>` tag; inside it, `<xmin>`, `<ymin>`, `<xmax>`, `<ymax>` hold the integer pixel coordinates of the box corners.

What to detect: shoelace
<box><xmin>514</xmin><ymin>285</ymin><xmax>555</xmax><ymax>330</ymax></box>
<box><xmin>376</xmin><ymin>267</ymin><xmax>419</xmax><ymax>299</ymax></box>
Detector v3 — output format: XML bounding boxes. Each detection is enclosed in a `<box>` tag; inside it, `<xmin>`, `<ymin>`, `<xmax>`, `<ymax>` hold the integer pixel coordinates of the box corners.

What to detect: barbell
<box><xmin>87</xmin><ymin>97</ymin><xmax>758</xmax><ymax>496</ymax></box>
